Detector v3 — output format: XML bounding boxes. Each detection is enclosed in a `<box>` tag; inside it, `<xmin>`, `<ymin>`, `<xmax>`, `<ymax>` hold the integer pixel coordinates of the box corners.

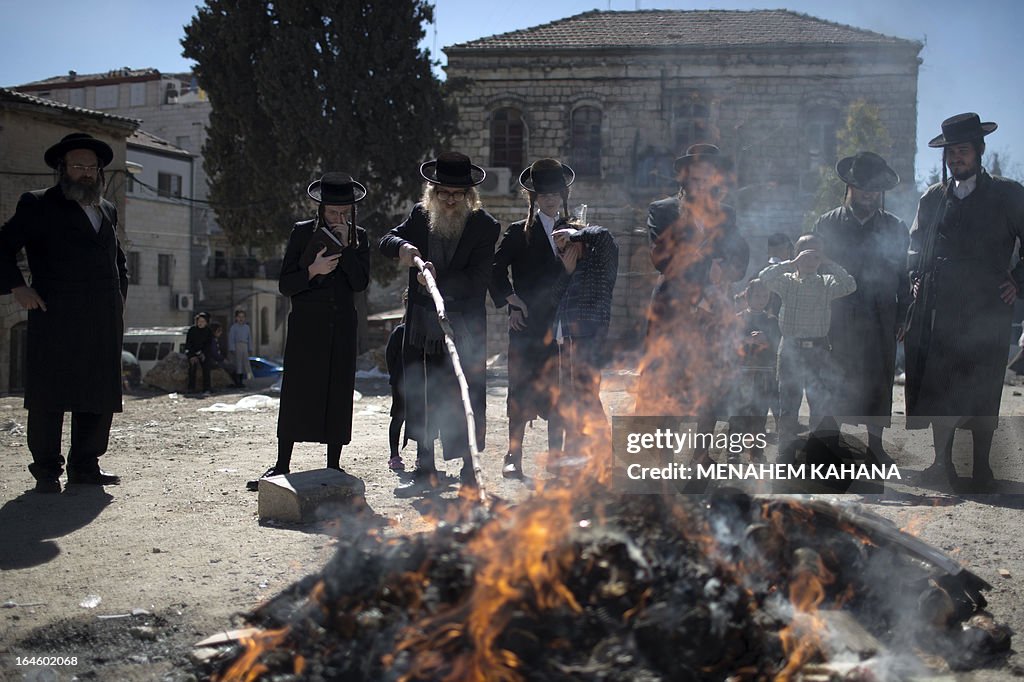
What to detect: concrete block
<box><xmin>258</xmin><ymin>469</ymin><xmax>365</xmax><ymax>523</ymax></box>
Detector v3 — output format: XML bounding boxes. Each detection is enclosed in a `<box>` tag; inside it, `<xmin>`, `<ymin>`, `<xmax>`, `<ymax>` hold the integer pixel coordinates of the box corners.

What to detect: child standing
<box><xmin>758</xmin><ymin>234</ymin><xmax>856</xmax><ymax>451</ymax></box>
<box><xmin>227</xmin><ymin>309</ymin><xmax>252</xmax><ymax>389</ymax></box>
<box><xmin>728</xmin><ymin>278</ymin><xmax>781</xmax><ymax>461</ymax></box>
<box><xmin>385</xmin><ymin>320</ymin><xmax>406</xmax><ymax>472</ymax></box>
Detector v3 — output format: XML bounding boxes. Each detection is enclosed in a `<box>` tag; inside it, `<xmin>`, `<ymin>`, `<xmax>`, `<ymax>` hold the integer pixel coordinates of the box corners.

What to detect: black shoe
<box><xmin>246</xmin><ymin>466</ymin><xmax>288</xmax><ymax>492</ymax></box>
<box><xmin>394</xmin><ymin>468</ymin><xmax>439</xmax><ymax>497</ymax></box>
<box><xmin>34</xmin><ymin>478</ymin><xmax>61</xmax><ymax>494</ymax></box>
<box><xmin>502</xmin><ymin>453</ymin><xmax>524</xmax><ymax>479</ymax></box>
<box><xmin>67</xmin><ymin>469</ymin><xmax>120</xmax><ymax>486</ymax></box>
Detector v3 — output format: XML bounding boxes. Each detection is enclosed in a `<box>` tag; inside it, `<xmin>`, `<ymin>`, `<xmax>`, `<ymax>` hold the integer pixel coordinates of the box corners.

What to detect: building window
<box><xmin>673</xmin><ymin>92</ymin><xmax>710</xmax><ymax>153</ymax></box>
<box><xmin>490</xmin><ymin>107</ymin><xmax>525</xmax><ymax>171</ymax></box>
<box><xmin>94</xmin><ymin>84</ymin><xmax>118</xmax><ymax>109</ymax></box>
<box><xmin>158</xmin><ymin>172</ymin><xmax>182</xmax><ymax>199</ymax></box>
<box><xmin>127</xmin><ymin>252</ymin><xmax>141</xmax><ymax>285</ymax></box>
<box><xmin>634</xmin><ymin>148</ymin><xmax>675</xmax><ymax>190</ymax></box>
<box><xmin>570</xmin><ymin>106</ymin><xmax>602</xmax><ymax>177</ymax></box>
<box><xmin>130</xmin><ymin>82</ymin><xmax>146</xmax><ymax>107</ymax></box>
<box><xmin>175</xmin><ymin>135</ymin><xmax>191</xmax><ymax>150</ymax></box>
<box><xmin>805</xmin><ymin>105</ymin><xmax>839</xmax><ymax>170</ymax></box>
<box><xmin>158</xmin><ymin>254</ymin><xmax>172</xmax><ymax>286</ymax></box>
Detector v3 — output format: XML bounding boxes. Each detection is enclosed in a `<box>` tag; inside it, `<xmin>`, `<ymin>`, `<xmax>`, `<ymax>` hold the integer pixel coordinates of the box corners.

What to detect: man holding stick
<box><xmin>379</xmin><ymin>152</ymin><xmax>500</xmax><ymax>493</ymax></box>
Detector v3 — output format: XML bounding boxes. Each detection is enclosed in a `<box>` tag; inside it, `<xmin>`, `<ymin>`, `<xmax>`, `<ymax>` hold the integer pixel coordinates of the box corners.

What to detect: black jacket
<box><xmin>0</xmin><ymin>185</ymin><xmax>128</xmax><ymax>412</ymax></box>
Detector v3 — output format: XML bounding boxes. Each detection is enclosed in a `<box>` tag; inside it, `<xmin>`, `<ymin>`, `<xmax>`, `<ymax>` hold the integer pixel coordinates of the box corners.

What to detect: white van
<box><xmin>122</xmin><ymin>327</ymin><xmax>189</xmax><ymax>377</ymax></box>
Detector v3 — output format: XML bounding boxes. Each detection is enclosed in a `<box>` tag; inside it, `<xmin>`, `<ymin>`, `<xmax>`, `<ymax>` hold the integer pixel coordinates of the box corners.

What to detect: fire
<box><xmin>213</xmin><ymin>627</ymin><xmax>291</xmax><ymax>682</ymax></box>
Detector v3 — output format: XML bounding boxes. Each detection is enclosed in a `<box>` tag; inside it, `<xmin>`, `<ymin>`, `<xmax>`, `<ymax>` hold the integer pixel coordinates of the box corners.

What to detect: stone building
<box><xmin>123</xmin><ymin>130</ymin><xmax>195</xmax><ymax>328</ymax></box>
<box><xmin>444</xmin><ymin>9</ymin><xmax>923</xmax><ymax>351</ymax></box>
<box><xmin>0</xmin><ymin>87</ymin><xmax>138</xmax><ymax>393</ymax></box>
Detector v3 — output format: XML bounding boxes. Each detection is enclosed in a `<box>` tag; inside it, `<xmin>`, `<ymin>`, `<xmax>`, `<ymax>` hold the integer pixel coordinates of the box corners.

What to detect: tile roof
<box><xmin>15</xmin><ymin>67</ymin><xmax>163</xmax><ymax>89</ymax></box>
<box><xmin>447</xmin><ymin>10</ymin><xmax>920</xmax><ymax>52</ymax></box>
<box><xmin>128</xmin><ymin>129</ymin><xmax>193</xmax><ymax>158</ymax></box>
<box><xmin>0</xmin><ymin>87</ymin><xmax>140</xmax><ymax>128</ymax></box>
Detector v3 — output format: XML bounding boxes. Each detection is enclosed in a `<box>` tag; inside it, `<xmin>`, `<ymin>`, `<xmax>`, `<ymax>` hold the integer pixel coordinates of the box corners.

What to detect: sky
<box><xmin>1</xmin><ymin>0</ymin><xmax>1021</xmax><ymax>184</ymax></box>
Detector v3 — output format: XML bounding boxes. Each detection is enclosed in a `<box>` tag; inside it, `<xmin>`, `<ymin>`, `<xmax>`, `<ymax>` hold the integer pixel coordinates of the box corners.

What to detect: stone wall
<box><xmin>446</xmin><ymin>44</ymin><xmax>922</xmax><ymax>355</ymax></box>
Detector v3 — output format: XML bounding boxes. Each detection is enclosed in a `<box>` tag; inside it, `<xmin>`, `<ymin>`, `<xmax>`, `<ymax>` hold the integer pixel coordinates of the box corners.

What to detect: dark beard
<box><xmin>951</xmin><ymin>165</ymin><xmax>979</xmax><ymax>182</ymax></box>
<box><xmin>426</xmin><ymin>202</ymin><xmax>470</xmax><ymax>239</ymax></box>
<box><xmin>61</xmin><ymin>174</ymin><xmax>102</xmax><ymax>204</ymax></box>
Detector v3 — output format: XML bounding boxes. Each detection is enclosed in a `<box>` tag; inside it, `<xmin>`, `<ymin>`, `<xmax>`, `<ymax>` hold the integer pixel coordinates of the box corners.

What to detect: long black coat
<box><xmin>815</xmin><ymin>206</ymin><xmax>910</xmax><ymax>425</ymax></box>
<box><xmin>905</xmin><ymin>171</ymin><xmax>1024</xmax><ymax>430</ymax></box>
<box><xmin>638</xmin><ymin>196</ymin><xmax>748</xmax><ymax>415</ymax></box>
<box><xmin>276</xmin><ymin>220</ymin><xmax>370</xmax><ymax>444</ymax></box>
<box><xmin>0</xmin><ymin>186</ymin><xmax>127</xmax><ymax>413</ymax></box>
<box><xmin>379</xmin><ymin>204</ymin><xmax>500</xmax><ymax>449</ymax></box>
<box><xmin>489</xmin><ymin>217</ymin><xmax>564</xmax><ymax>422</ymax></box>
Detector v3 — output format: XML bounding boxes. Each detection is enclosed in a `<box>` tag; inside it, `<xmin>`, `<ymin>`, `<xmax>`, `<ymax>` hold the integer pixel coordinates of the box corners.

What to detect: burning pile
<box><xmin>198</xmin><ymin>486</ymin><xmax>1008</xmax><ymax>681</ymax></box>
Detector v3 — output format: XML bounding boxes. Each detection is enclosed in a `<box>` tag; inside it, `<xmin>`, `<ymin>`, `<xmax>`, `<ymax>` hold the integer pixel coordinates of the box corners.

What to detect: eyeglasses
<box><xmin>68</xmin><ymin>164</ymin><xmax>101</xmax><ymax>174</ymax></box>
<box><xmin>436</xmin><ymin>189</ymin><xmax>466</xmax><ymax>202</ymax></box>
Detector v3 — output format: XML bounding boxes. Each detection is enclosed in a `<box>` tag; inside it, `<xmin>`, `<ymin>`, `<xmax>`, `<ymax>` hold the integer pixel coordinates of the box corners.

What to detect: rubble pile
<box><xmin>199</xmin><ymin>490</ymin><xmax>1010</xmax><ymax>681</ymax></box>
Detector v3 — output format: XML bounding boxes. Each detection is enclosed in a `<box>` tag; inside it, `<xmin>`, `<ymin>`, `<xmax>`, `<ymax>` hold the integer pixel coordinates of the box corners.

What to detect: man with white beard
<box><xmin>0</xmin><ymin>133</ymin><xmax>129</xmax><ymax>493</ymax></box>
<box><xmin>379</xmin><ymin>152</ymin><xmax>500</xmax><ymax>493</ymax></box>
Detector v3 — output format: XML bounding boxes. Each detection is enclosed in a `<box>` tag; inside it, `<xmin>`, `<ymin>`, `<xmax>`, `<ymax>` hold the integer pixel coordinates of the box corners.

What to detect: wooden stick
<box><xmin>412</xmin><ymin>256</ymin><xmax>486</xmax><ymax>504</ymax></box>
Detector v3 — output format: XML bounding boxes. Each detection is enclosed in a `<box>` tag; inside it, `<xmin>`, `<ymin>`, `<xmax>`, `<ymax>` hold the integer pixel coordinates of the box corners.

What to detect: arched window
<box><xmin>490</xmin><ymin>107</ymin><xmax>525</xmax><ymax>171</ymax></box>
<box><xmin>673</xmin><ymin>92</ymin><xmax>710</xmax><ymax>152</ymax></box>
<box><xmin>570</xmin><ymin>106</ymin><xmax>602</xmax><ymax>177</ymax></box>
<box><xmin>805</xmin><ymin>105</ymin><xmax>839</xmax><ymax>170</ymax></box>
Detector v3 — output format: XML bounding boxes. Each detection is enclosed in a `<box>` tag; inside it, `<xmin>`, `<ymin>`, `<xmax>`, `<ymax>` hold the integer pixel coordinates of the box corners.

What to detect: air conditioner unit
<box><xmin>175</xmin><ymin>293</ymin><xmax>194</xmax><ymax>311</ymax></box>
<box><xmin>477</xmin><ymin>167</ymin><xmax>514</xmax><ymax>196</ymax></box>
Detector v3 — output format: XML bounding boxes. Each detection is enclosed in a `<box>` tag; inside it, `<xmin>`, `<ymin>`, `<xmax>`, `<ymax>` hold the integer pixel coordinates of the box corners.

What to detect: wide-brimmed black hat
<box><xmin>420</xmin><ymin>151</ymin><xmax>486</xmax><ymax>187</ymax></box>
<box><xmin>307</xmin><ymin>172</ymin><xmax>367</xmax><ymax>205</ymax></box>
<box><xmin>519</xmin><ymin>158</ymin><xmax>575</xmax><ymax>193</ymax></box>
<box><xmin>673</xmin><ymin>143</ymin><xmax>733</xmax><ymax>173</ymax></box>
<box><xmin>928</xmin><ymin>112</ymin><xmax>997</xmax><ymax>148</ymax></box>
<box><xmin>44</xmin><ymin>132</ymin><xmax>114</xmax><ymax>169</ymax></box>
<box><xmin>195</xmin><ymin>311</ymin><xmax>210</xmax><ymax>322</ymax></box>
<box><xmin>836</xmin><ymin>151</ymin><xmax>899</xmax><ymax>192</ymax></box>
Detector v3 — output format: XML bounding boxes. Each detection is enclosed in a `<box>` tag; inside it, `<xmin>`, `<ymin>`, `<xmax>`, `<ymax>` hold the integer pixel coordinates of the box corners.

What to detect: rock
<box><xmin>143</xmin><ymin>353</ymin><xmax>234</xmax><ymax>392</ymax></box>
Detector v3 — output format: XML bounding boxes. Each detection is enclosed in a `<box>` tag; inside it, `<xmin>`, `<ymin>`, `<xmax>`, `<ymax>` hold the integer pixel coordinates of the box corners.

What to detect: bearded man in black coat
<box><xmin>380</xmin><ymin>152</ymin><xmax>500</xmax><ymax>493</ymax></box>
<box><xmin>813</xmin><ymin>152</ymin><xmax>909</xmax><ymax>463</ymax></box>
<box><xmin>905</xmin><ymin>113</ymin><xmax>1024</xmax><ymax>491</ymax></box>
<box><xmin>0</xmin><ymin>133</ymin><xmax>129</xmax><ymax>493</ymax></box>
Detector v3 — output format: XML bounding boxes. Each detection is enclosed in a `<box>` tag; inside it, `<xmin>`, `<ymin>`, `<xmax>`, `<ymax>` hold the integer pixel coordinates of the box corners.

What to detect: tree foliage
<box><xmin>806</xmin><ymin>100</ymin><xmax>893</xmax><ymax>227</ymax></box>
<box><xmin>182</xmin><ymin>0</ymin><xmax>457</xmax><ymax>280</ymax></box>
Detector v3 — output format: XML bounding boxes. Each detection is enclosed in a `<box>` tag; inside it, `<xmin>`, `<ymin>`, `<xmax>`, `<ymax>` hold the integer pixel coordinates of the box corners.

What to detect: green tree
<box><xmin>806</xmin><ymin>100</ymin><xmax>893</xmax><ymax>228</ymax></box>
<box><xmin>182</xmin><ymin>0</ymin><xmax>457</xmax><ymax>281</ymax></box>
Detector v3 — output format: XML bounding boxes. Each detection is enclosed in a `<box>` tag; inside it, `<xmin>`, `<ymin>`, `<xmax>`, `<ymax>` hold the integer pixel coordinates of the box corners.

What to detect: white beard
<box><xmin>427</xmin><ymin>202</ymin><xmax>470</xmax><ymax>239</ymax></box>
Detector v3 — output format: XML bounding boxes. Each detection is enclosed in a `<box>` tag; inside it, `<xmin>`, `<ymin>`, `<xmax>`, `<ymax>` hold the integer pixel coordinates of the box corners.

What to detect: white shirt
<box><xmin>954</xmin><ymin>174</ymin><xmax>977</xmax><ymax>200</ymax></box>
<box><xmin>538</xmin><ymin>211</ymin><xmax>558</xmax><ymax>256</ymax></box>
<box><xmin>80</xmin><ymin>204</ymin><xmax>102</xmax><ymax>233</ymax></box>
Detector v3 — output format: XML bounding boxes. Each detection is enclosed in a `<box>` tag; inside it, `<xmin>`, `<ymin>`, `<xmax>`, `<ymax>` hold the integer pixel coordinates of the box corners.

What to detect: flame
<box><xmin>774</xmin><ymin>551</ymin><xmax>833</xmax><ymax>682</ymax></box>
<box><xmin>213</xmin><ymin>627</ymin><xmax>291</xmax><ymax>682</ymax></box>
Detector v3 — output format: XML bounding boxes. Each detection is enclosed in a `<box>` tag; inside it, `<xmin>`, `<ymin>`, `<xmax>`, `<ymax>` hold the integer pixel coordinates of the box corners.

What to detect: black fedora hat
<box><xmin>307</xmin><ymin>172</ymin><xmax>367</xmax><ymax>205</ymax></box>
<box><xmin>420</xmin><ymin>151</ymin><xmax>486</xmax><ymax>187</ymax></box>
<box><xmin>44</xmin><ymin>132</ymin><xmax>114</xmax><ymax>169</ymax></box>
<box><xmin>836</xmin><ymin>151</ymin><xmax>899</xmax><ymax>192</ymax></box>
<box><xmin>928</xmin><ymin>112</ymin><xmax>997</xmax><ymax>148</ymax></box>
<box><xmin>519</xmin><ymin>158</ymin><xmax>575</xmax><ymax>193</ymax></box>
<box><xmin>673</xmin><ymin>143</ymin><xmax>733</xmax><ymax>173</ymax></box>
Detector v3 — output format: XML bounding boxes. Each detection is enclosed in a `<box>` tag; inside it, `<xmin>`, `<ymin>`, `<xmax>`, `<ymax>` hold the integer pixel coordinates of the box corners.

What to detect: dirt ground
<box><xmin>2</xmin><ymin>370</ymin><xmax>1024</xmax><ymax>681</ymax></box>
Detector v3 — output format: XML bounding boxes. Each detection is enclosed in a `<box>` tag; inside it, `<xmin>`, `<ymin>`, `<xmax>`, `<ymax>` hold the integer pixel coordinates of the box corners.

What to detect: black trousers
<box><xmin>188</xmin><ymin>358</ymin><xmax>211</xmax><ymax>392</ymax></box>
<box><xmin>27</xmin><ymin>410</ymin><xmax>114</xmax><ymax>480</ymax></box>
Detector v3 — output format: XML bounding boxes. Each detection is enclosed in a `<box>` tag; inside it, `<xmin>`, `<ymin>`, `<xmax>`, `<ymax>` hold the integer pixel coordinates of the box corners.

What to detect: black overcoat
<box><xmin>638</xmin><ymin>197</ymin><xmax>747</xmax><ymax>415</ymax></box>
<box><xmin>0</xmin><ymin>186</ymin><xmax>127</xmax><ymax>413</ymax></box>
<box><xmin>905</xmin><ymin>171</ymin><xmax>1024</xmax><ymax>430</ymax></box>
<box><xmin>379</xmin><ymin>204</ymin><xmax>500</xmax><ymax>449</ymax></box>
<box><xmin>276</xmin><ymin>220</ymin><xmax>370</xmax><ymax>444</ymax></box>
<box><xmin>489</xmin><ymin>217</ymin><xmax>564</xmax><ymax>422</ymax></box>
<box><xmin>814</xmin><ymin>206</ymin><xmax>910</xmax><ymax>425</ymax></box>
